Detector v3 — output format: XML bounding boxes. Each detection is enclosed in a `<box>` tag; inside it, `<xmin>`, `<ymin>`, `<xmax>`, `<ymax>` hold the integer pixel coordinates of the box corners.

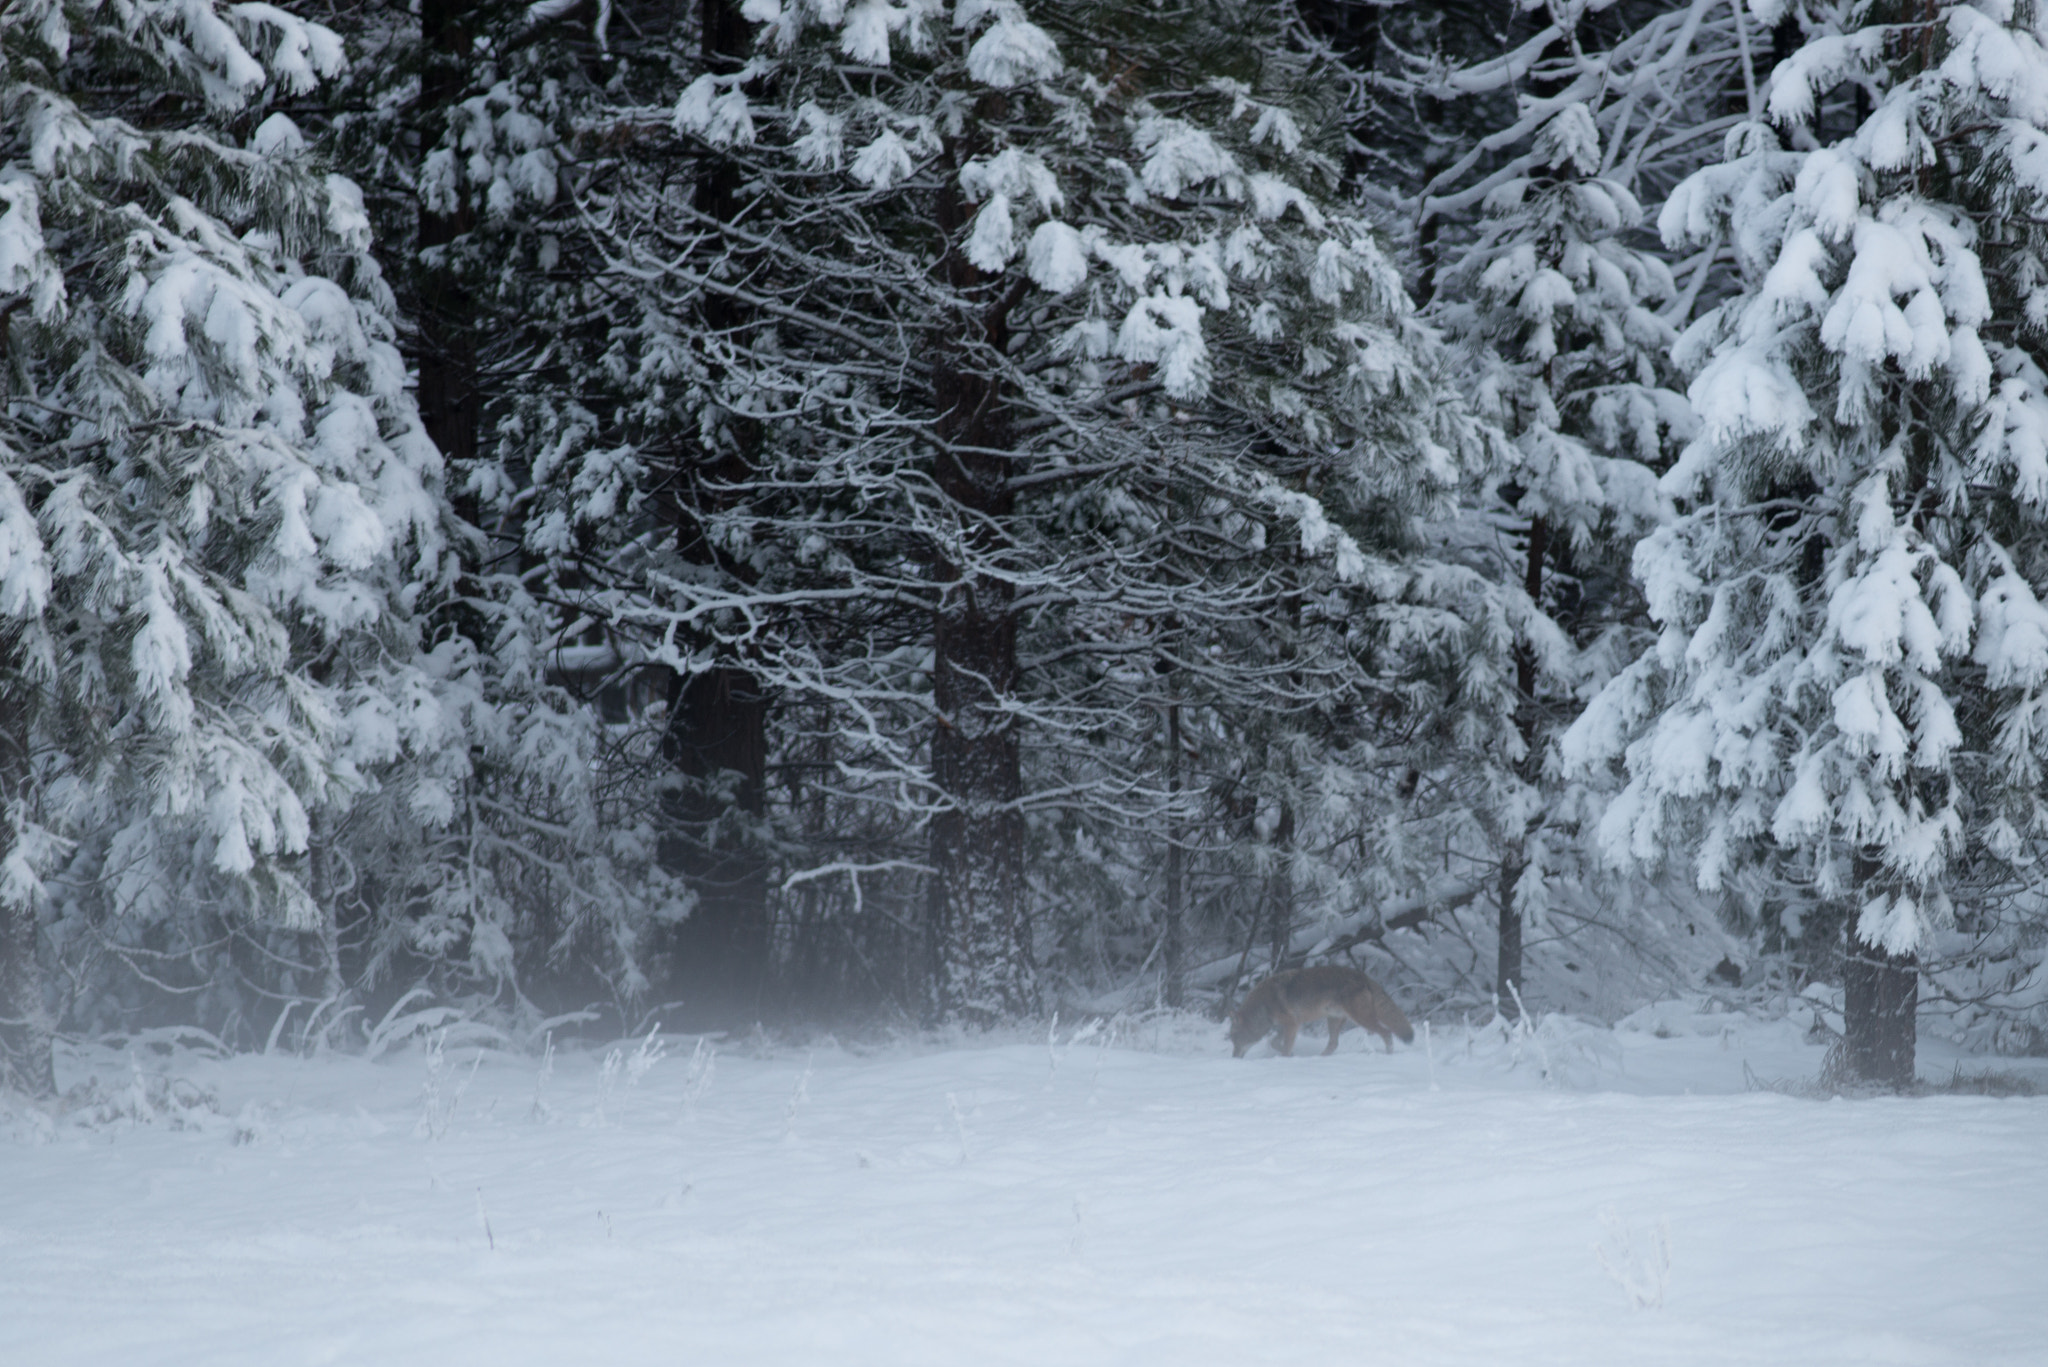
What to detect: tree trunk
<box><xmin>1163</xmin><ymin>699</ymin><xmax>1185</xmax><ymax>1009</ymax></box>
<box><xmin>308</xmin><ymin>819</ymin><xmax>346</xmax><ymax>1006</ymax></box>
<box><xmin>657</xmin><ymin>667</ymin><xmax>770</xmax><ymax>1020</ymax></box>
<box><xmin>1267</xmin><ymin>802</ymin><xmax>1295</xmax><ymax>973</ymax></box>
<box><xmin>701</xmin><ymin>0</ymin><xmax>750</xmax><ymax>73</ymax></box>
<box><xmin>416</xmin><ymin>0</ymin><xmax>480</xmax><ymax>485</ymax></box>
<box><xmin>1843</xmin><ymin>858</ymin><xmax>1917</xmax><ymax>1087</ymax></box>
<box><xmin>651</xmin><ymin>0</ymin><xmax>774</xmax><ymax>1023</ymax></box>
<box><xmin>1842</xmin><ymin>938</ymin><xmax>1917</xmax><ymax>1087</ymax></box>
<box><xmin>1497</xmin><ymin>515</ymin><xmax>1547</xmax><ymax>1018</ymax></box>
<box><xmin>926</xmin><ymin>171</ymin><xmax>1030</xmax><ymax>1023</ymax></box>
<box><xmin>0</xmin><ymin>691</ymin><xmax>53</xmax><ymax>1096</ymax></box>
<box><xmin>1495</xmin><ymin>852</ymin><xmax>1525</xmax><ymax>1019</ymax></box>
<box><xmin>0</xmin><ymin>882</ymin><xmax>54</xmax><ymax>1098</ymax></box>
<box><xmin>1298</xmin><ymin>0</ymin><xmax>1380</xmax><ymax>184</ymax></box>
<box><xmin>929</xmin><ymin>589</ymin><xmax>1027</xmax><ymax>1021</ymax></box>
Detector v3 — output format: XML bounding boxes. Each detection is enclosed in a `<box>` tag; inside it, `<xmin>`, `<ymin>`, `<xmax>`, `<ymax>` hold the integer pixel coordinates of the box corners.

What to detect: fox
<box><xmin>1229</xmin><ymin>965</ymin><xmax>1415</xmax><ymax>1057</ymax></box>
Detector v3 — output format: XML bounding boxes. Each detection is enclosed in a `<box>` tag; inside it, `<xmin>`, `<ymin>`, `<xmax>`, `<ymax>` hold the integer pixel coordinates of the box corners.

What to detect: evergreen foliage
<box><xmin>0</xmin><ymin>0</ymin><xmax>440</xmax><ymax>1088</ymax></box>
<box><xmin>557</xmin><ymin>0</ymin><xmax>1508</xmax><ymax>1020</ymax></box>
<box><xmin>5</xmin><ymin>0</ymin><xmax>2045</xmax><ymax>1081</ymax></box>
<box><xmin>1564</xmin><ymin>0</ymin><xmax>2048</xmax><ymax>1082</ymax></box>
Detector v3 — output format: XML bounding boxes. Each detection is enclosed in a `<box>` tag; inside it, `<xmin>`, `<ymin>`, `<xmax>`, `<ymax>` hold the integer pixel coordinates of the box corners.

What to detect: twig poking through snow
<box><xmin>682</xmin><ymin>1039</ymin><xmax>717</xmax><ymax>1118</ymax></box>
<box><xmin>476</xmin><ymin>1188</ymin><xmax>495</xmax><ymax>1251</ymax></box>
<box><xmin>595</xmin><ymin>1026</ymin><xmax>663</xmax><ymax>1126</ymax></box>
<box><xmin>416</xmin><ymin>1030</ymin><xmax>481</xmax><ymax>1140</ymax></box>
<box><xmin>626</xmin><ymin>1025</ymin><xmax>668</xmax><ymax>1084</ymax></box>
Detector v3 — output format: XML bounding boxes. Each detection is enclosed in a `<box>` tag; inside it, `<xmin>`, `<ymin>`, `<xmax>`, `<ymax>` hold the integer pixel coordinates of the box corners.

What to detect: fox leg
<box><xmin>1277</xmin><ymin>1019</ymin><xmax>1299</xmax><ymax>1056</ymax></box>
<box><xmin>1323</xmin><ymin>1016</ymin><xmax>1344</xmax><ymax>1054</ymax></box>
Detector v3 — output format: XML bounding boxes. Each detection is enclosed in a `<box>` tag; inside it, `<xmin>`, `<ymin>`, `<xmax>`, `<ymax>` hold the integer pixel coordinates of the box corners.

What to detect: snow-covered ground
<box><xmin>3</xmin><ymin>1002</ymin><xmax>2045</xmax><ymax>1367</ymax></box>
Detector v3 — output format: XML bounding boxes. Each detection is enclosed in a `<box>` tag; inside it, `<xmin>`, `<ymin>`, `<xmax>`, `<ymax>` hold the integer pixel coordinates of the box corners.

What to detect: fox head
<box><xmin>1227</xmin><ymin>1000</ymin><xmax>1267</xmax><ymax>1057</ymax></box>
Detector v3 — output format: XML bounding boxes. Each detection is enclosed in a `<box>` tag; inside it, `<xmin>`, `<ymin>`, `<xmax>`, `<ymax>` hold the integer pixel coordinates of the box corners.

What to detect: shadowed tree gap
<box><xmin>1164</xmin><ymin>686</ymin><xmax>1186</xmax><ymax>1009</ymax></box>
<box><xmin>654</xmin><ymin>0</ymin><xmax>774</xmax><ymax>1025</ymax></box>
<box><xmin>416</xmin><ymin>0</ymin><xmax>481</xmax><ymax>489</ymax></box>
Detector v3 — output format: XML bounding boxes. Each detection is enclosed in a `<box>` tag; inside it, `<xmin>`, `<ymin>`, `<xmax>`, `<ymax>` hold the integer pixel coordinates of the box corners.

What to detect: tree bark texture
<box><xmin>416</xmin><ymin>0</ymin><xmax>480</xmax><ymax>481</ymax></box>
<box><xmin>1495</xmin><ymin>853</ymin><xmax>1525</xmax><ymax>1019</ymax></box>
<box><xmin>657</xmin><ymin>667</ymin><xmax>770</xmax><ymax>1020</ymax></box>
<box><xmin>926</xmin><ymin>171</ymin><xmax>1030</xmax><ymax>1022</ymax></box>
<box><xmin>307</xmin><ymin>820</ymin><xmax>346</xmax><ymax>1006</ymax></box>
<box><xmin>1266</xmin><ymin>802</ymin><xmax>1295</xmax><ymax>974</ymax></box>
<box><xmin>1840</xmin><ymin>850</ymin><xmax>1918</xmax><ymax>1087</ymax></box>
<box><xmin>1163</xmin><ymin>700</ymin><xmax>1185</xmax><ymax>1009</ymax></box>
<box><xmin>1497</xmin><ymin>515</ymin><xmax>1547</xmax><ymax>1018</ymax></box>
<box><xmin>1843</xmin><ymin>933</ymin><xmax>1918</xmax><ymax>1089</ymax></box>
<box><xmin>0</xmin><ymin>688</ymin><xmax>53</xmax><ymax>1096</ymax></box>
<box><xmin>0</xmin><ymin>880</ymin><xmax>54</xmax><ymax>1098</ymax></box>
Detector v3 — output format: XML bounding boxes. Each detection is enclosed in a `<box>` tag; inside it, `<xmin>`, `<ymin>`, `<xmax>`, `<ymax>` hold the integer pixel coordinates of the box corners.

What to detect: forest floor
<box><xmin>2</xmin><ymin>998</ymin><xmax>2045</xmax><ymax>1366</ymax></box>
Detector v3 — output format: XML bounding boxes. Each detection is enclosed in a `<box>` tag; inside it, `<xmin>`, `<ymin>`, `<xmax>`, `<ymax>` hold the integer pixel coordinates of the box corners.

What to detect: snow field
<box><xmin>2</xmin><ymin>1007</ymin><xmax>2045</xmax><ymax>1367</ymax></box>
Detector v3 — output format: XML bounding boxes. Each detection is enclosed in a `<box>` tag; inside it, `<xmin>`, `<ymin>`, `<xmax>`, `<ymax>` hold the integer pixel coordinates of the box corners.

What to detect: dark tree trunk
<box><xmin>416</xmin><ymin>0</ymin><xmax>480</xmax><ymax>485</ymax></box>
<box><xmin>308</xmin><ymin>818</ymin><xmax>346</xmax><ymax>1006</ymax></box>
<box><xmin>0</xmin><ymin>691</ymin><xmax>52</xmax><ymax>1096</ymax></box>
<box><xmin>1497</xmin><ymin>515</ymin><xmax>1547</xmax><ymax>1018</ymax></box>
<box><xmin>0</xmin><ymin>884</ymin><xmax>54</xmax><ymax>1098</ymax></box>
<box><xmin>928</xmin><ymin>583</ymin><xmax>1026</xmax><ymax>1021</ymax></box>
<box><xmin>650</xmin><ymin>0</ymin><xmax>774</xmax><ymax>1022</ymax></box>
<box><xmin>1267</xmin><ymin>802</ymin><xmax>1295</xmax><ymax>973</ymax></box>
<box><xmin>1842</xmin><ymin>940</ymin><xmax>1917</xmax><ymax>1087</ymax></box>
<box><xmin>657</xmin><ymin>667</ymin><xmax>770</xmax><ymax>1021</ymax></box>
<box><xmin>701</xmin><ymin>0</ymin><xmax>749</xmax><ymax>71</ymax></box>
<box><xmin>926</xmin><ymin>171</ymin><xmax>1030</xmax><ymax>1023</ymax></box>
<box><xmin>1298</xmin><ymin>0</ymin><xmax>1379</xmax><ymax>64</ymax></box>
<box><xmin>1495</xmin><ymin>854</ymin><xmax>1525</xmax><ymax>1019</ymax></box>
<box><xmin>1841</xmin><ymin>852</ymin><xmax>1918</xmax><ymax>1088</ymax></box>
<box><xmin>1163</xmin><ymin>699</ymin><xmax>1185</xmax><ymax>1008</ymax></box>
<box><xmin>1772</xmin><ymin>13</ymin><xmax>1801</xmax><ymax>71</ymax></box>
<box><xmin>1298</xmin><ymin>0</ymin><xmax>1381</xmax><ymax>187</ymax></box>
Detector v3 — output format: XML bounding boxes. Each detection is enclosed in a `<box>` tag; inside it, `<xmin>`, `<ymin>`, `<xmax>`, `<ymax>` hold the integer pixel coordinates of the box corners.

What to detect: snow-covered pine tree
<box><xmin>1335</xmin><ymin>0</ymin><xmax>1797</xmax><ymax>1018</ymax></box>
<box><xmin>1565</xmin><ymin>0</ymin><xmax>2048</xmax><ymax>1085</ymax></box>
<box><xmin>1399</xmin><ymin>0</ymin><xmax>1774</xmax><ymax>299</ymax></box>
<box><xmin>559</xmin><ymin>0</ymin><xmax>1497</xmax><ymax>1019</ymax></box>
<box><xmin>234</xmin><ymin>0</ymin><xmax>695</xmax><ymax>1028</ymax></box>
<box><xmin>1433</xmin><ymin>99</ymin><xmax>1682</xmax><ymax>1014</ymax></box>
<box><xmin>329</xmin><ymin>0</ymin><xmax>797</xmax><ymax>1020</ymax></box>
<box><xmin>0</xmin><ymin>0</ymin><xmax>450</xmax><ymax>1090</ymax></box>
